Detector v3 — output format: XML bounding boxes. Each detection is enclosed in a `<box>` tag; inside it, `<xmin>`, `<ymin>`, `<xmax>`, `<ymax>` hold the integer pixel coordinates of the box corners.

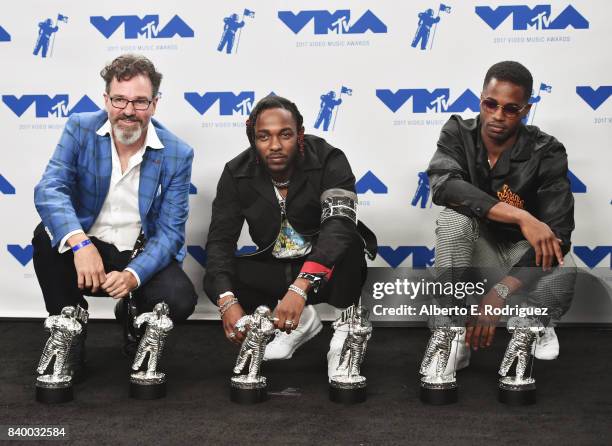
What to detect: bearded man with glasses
<box><xmin>32</xmin><ymin>54</ymin><xmax>197</xmax><ymax>376</ymax></box>
<box><xmin>425</xmin><ymin>61</ymin><xmax>576</xmax><ymax>377</ymax></box>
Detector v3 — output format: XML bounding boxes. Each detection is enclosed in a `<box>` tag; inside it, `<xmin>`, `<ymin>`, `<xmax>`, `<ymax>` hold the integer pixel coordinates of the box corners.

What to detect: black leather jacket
<box><xmin>205</xmin><ymin>134</ymin><xmax>376</xmax><ymax>298</ymax></box>
<box><xmin>427</xmin><ymin>115</ymin><xmax>575</xmax><ymax>283</ymax></box>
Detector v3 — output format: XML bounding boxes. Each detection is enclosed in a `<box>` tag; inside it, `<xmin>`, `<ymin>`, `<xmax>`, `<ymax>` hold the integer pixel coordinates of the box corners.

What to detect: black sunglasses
<box><xmin>480</xmin><ymin>98</ymin><xmax>528</xmax><ymax>117</ymax></box>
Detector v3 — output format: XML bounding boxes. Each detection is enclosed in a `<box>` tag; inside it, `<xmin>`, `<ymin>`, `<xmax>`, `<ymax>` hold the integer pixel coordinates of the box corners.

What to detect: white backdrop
<box><xmin>1</xmin><ymin>0</ymin><xmax>610</xmax><ymax>321</ymax></box>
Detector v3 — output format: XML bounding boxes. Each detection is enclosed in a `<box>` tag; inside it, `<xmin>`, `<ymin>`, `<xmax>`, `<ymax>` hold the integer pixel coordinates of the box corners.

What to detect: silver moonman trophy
<box><xmin>329</xmin><ymin>305</ymin><xmax>372</xmax><ymax>404</ymax></box>
<box><xmin>498</xmin><ymin>316</ymin><xmax>545</xmax><ymax>405</ymax></box>
<box><xmin>36</xmin><ymin>306</ymin><xmax>83</xmax><ymax>403</ymax></box>
<box><xmin>129</xmin><ymin>302</ymin><xmax>174</xmax><ymax>400</ymax></box>
<box><xmin>230</xmin><ymin>305</ymin><xmax>275</xmax><ymax>404</ymax></box>
<box><xmin>419</xmin><ymin>315</ymin><xmax>465</xmax><ymax>405</ymax></box>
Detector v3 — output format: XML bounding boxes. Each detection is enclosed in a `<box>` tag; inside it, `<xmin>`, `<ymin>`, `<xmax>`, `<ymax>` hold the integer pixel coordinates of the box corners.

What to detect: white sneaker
<box><xmin>263</xmin><ymin>305</ymin><xmax>323</xmax><ymax>361</ymax></box>
<box><xmin>422</xmin><ymin>331</ymin><xmax>471</xmax><ymax>376</ymax></box>
<box><xmin>534</xmin><ymin>327</ymin><xmax>559</xmax><ymax>360</ymax></box>
<box><xmin>327</xmin><ymin>325</ymin><xmax>349</xmax><ymax>381</ymax></box>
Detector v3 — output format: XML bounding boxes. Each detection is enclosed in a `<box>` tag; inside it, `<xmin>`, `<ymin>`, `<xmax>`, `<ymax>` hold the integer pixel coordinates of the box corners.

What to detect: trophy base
<box><xmin>129</xmin><ymin>372</ymin><xmax>167</xmax><ymax>400</ymax></box>
<box><xmin>35</xmin><ymin>376</ymin><xmax>73</xmax><ymax>404</ymax></box>
<box><xmin>329</xmin><ymin>375</ymin><xmax>367</xmax><ymax>404</ymax></box>
<box><xmin>498</xmin><ymin>377</ymin><xmax>536</xmax><ymax>406</ymax></box>
<box><xmin>230</xmin><ymin>376</ymin><xmax>267</xmax><ymax>404</ymax></box>
<box><xmin>420</xmin><ymin>377</ymin><xmax>458</xmax><ymax>405</ymax></box>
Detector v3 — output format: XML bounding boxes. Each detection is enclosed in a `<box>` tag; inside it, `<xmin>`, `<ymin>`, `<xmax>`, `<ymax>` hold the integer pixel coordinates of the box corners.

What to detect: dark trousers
<box><xmin>204</xmin><ymin>234</ymin><xmax>368</xmax><ymax>314</ymax></box>
<box><xmin>32</xmin><ymin>223</ymin><xmax>197</xmax><ymax>322</ymax></box>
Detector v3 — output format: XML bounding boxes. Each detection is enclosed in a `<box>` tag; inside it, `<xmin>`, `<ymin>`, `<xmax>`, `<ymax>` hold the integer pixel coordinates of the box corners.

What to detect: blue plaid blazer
<box><xmin>34</xmin><ymin>110</ymin><xmax>194</xmax><ymax>285</ymax></box>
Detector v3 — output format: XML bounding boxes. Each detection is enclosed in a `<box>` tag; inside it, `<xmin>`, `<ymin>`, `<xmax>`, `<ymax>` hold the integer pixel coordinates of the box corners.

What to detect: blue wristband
<box><xmin>71</xmin><ymin>239</ymin><xmax>92</xmax><ymax>253</ymax></box>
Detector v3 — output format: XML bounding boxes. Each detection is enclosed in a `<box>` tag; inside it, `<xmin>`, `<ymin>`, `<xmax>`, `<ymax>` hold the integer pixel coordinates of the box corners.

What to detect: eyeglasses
<box><xmin>109</xmin><ymin>96</ymin><xmax>153</xmax><ymax>111</ymax></box>
<box><xmin>480</xmin><ymin>98</ymin><xmax>527</xmax><ymax>117</ymax></box>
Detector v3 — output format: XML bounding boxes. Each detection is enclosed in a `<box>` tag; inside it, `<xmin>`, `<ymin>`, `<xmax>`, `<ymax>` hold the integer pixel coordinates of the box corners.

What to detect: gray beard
<box><xmin>113</xmin><ymin>123</ymin><xmax>143</xmax><ymax>146</ymax></box>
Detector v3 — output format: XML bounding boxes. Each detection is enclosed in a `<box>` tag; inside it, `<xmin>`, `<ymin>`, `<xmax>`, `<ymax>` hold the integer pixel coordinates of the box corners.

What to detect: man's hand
<box><xmin>69</xmin><ymin>234</ymin><xmax>106</xmax><ymax>293</ymax></box>
<box><xmin>465</xmin><ymin>276</ymin><xmax>522</xmax><ymax>350</ymax></box>
<box><xmin>274</xmin><ymin>279</ymin><xmax>310</xmax><ymax>333</ymax></box>
<box><xmin>220</xmin><ymin>295</ymin><xmax>245</xmax><ymax>345</ymax></box>
<box><xmin>487</xmin><ymin>202</ymin><xmax>564</xmax><ymax>271</ymax></box>
<box><xmin>466</xmin><ymin>291</ymin><xmax>504</xmax><ymax>350</ymax></box>
<box><xmin>101</xmin><ymin>270</ymin><xmax>138</xmax><ymax>299</ymax></box>
<box><xmin>518</xmin><ymin>214</ymin><xmax>564</xmax><ymax>271</ymax></box>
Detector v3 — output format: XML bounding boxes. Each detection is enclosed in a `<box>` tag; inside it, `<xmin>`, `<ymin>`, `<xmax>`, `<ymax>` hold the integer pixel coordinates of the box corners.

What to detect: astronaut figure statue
<box><xmin>35</xmin><ymin>306</ymin><xmax>83</xmax><ymax>403</ymax></box>
<box><xmin>37</xmin><ymin>306</ymin><xmax>83</xmax><ymax>379</ymax></box>
<box><xmin>498</xmin><ymin>316</ymin><xmax>545</xmax><ymax>405</ymax></box>
<box><xmin>233</xmin><ymin>306</ymin><xmax>275</xmax><ymax>382</ymax></box>
<box><xmin>329</xmin><ymin>305</ymin><xmax>373</xmax><ymax>404</ymax></box>
<box><xmin>419</xmin><ymin>315</ymin><xmax>465</xmax><ymax>405</ymax></box>
<box><xmin>129</xmin><ymin>302</ymin><xmax>174</xmax><ymax>399</ymax></box>
<box><xmin>332</xmin><ymin>306</ymin><xmax>372</xmax><ymax>382</ymax></box>
<box><xmin>230</xmin><ymin>306</ymin><xmax>275</xmax><ymax>404</ymax></box>
<box><xmin>420</xmin><ymin>315</ymin><xmax>465</xmax><ymax>382</ymax></box>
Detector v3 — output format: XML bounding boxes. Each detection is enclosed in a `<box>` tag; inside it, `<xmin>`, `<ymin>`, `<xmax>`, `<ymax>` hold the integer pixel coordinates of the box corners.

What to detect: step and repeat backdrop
<box><xmin>1</xmin><ymin>1</ymin><xmax>611</xmax><ymax>321</ymax></box>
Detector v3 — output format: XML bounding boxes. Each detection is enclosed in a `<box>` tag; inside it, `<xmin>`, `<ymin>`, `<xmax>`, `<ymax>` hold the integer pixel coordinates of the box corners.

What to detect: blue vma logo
<box><xmin>356</xmin><ymin>171</ymin><xmax>388</xmax><ymax>194</ymax></box>
<box><xmin>523</xmin><ymin>82</ymin><xmax>552</xmax><ymax>125</ymax></box>
<box><xmin>90</xmin><ymin>15</ymin><xmax>194</xmax><ymax>39</ymax></box>
<box><xmin>576</xmin><ymin>86</ymin><xmax>612</xmax><ymax>110</ymax></box>
<box><xmin>0</xmin><ymin>174</ymin><xmax>16</xmax><ymax>194</ymax></box>
<box><xmin>218</xmin><ymin>9</ymin><xmax>255</xmax><ymax>54</ymax></box>
<box><xmin>411</xmin><ymin>171</ymin><xmax>431</xmax><ymax>208</ymax></box>
<box><xmin>411</xmin><ymin>4</ymin><xmax>451</xmax><ymax>50</ymax></box>
<box><xmin>475</xmin><ymin>5</ymin><xmax>589</xmax><ymax>30</ymax></box>
<box><xmin>184</xmin><ymin>91</ymin><xmax>257</xmax><ymax>116</ymax></box>
<box><xmin>7</xmin><ymin>244</ymin><xmax>33</xmax><ymax>267</ymax></box>
<box><xmin>377</xmin><ymin>88</ymin><xmax>480</xmax><ymax>113</ymax></box>
<box><xmin>1</xmin><ymin>24</ymin><xmax>11</xmax><ymax>42</ymax></box>
<box><xmin>314</xmin><ymin>87</ymin><xmax>351</xmax><ymax>132</ymax></box>
<box><xmin>378</xmin><ymin>246</ymin><xmax>435</xmax><ymax>268</ymax></box>
<box><xmin>2</xmin><ymin>95</ymin><xmax>100</xmax><ymax>118</ymax></box>
<box><xmin>187</xmin><ymin>245</ymin><xmax>258</xmax><ymax>268</ymax></box>
<box><xmin>573</xmin><ymin>246</ymin><xmax>612</xmax><ymax>269</ymax></box>
<box><xmin>278</xmin><ymin>10</ymin><xmax>387</xmax><ymax>35</ymax></box>
<box><xmin>33</xmin><ymin>14</ymin><xmax>68</xmax><ymax>58</ymax></box>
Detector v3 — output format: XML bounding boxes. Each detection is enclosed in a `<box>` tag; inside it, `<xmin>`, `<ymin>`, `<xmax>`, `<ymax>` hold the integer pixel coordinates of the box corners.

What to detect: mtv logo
<box><xmin>0</xmin><ymin>25</ymin><xmax>10</xmax><ymax>42</ymax></box>
<box><xmin>7</xmin><ymin>244</ymin><xmax>33</xmax><ymax>266</ymax></box>
<box><xmin>573</xmin><ymin>246</ymin><xmax>612</xmax><ymax>268</ymax></box>
<box><xmin>278</xmin><ymin>9</ymin><xmax>387</xmax><ymax>35</ymax></box>
<box><xmin>576</xmin><ymin>86</ymin><xmax>612</xmax><ymax>110</ymax></box>
<box><xmin>0</xmin><ymin>174</ymin><xmax>16</xmax><ymax>194</ymax></box>
<box><xmin>90</xmin><ymin>15</ymin><xmax>194</xmax><ymax>39</ymax></box>
<box><xmin>2</xmin><ymin>95</ymin><xmax>99</xmax><ymax>118</ymax></box>
<box><xmin>356</xmin><ymin>171</ymin><xmax>388</xmax><ymax>194</ymax></box>
<box><xmin>184</xmin><ymin>91</ymin><xmax>255</xmax><ymax>116</ymax></box>
<box><xmin>187</xmin><ymin>245</ymin><xmax>258</xmax><ymax>268</ymax></box>
<box><xmin>376</xmin><ymin>89</ymin><xmax>480</xmax><ymax>113</ymax></box>
<box><xmin>378</xmin><ymin>246</ymin><xmax>435</xmax><ymax>268</ymax></box>
<box><xmin>568</xmin><ymin>170</ymin><xmax>586</xmax><ymax>193</ymax></box>
<box><xmin>475</xmin><ymin>5</ymin><xmax>589</xmax><ymax>30</ymax></box>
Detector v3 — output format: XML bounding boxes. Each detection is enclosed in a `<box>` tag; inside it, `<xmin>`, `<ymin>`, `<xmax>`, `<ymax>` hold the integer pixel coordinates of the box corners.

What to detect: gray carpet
<box><xmin>1</xmin><ymin>321</ymin><xmax>611</xmax><ymax>445</ymax></box>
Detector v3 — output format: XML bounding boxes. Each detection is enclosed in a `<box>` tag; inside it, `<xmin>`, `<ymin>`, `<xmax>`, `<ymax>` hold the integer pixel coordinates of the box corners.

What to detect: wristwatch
<box><xmin>493</xmin><ymin>283</ymin><xmax>510</xmax><ymax>301</ymax></box>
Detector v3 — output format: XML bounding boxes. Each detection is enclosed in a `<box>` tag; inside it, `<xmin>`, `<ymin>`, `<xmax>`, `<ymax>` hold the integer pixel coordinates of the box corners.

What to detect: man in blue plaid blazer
<box><xmin>32</xmin><ymin>55</ymin><xmax>197</xmax><ymax>367</ymax></box>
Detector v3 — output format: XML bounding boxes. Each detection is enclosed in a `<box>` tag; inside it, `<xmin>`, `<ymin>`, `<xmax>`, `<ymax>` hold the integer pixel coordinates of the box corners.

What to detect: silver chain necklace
<box><xmin>271</xmin><ymin>178</ymin><xmax>290</xmax><ymax>188</ymax></box>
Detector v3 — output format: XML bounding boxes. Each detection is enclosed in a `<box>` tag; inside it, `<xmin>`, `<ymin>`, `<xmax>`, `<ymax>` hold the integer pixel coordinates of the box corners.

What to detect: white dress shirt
<box><xmin>59</xmin><ymin>119</ymin><xmax>163</xmax><ymax>287</ymax></box>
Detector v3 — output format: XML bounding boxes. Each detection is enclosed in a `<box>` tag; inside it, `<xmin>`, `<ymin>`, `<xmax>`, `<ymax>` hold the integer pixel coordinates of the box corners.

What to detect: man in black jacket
<box><xmin>426</xmin><ymin>61</ymin><xmax>576</xmax><ymax>373</ymax></box>
<box><xmin>204</xmin><ymin>95</ymin><xmax>375</xmax><ymax>379</ymax></box>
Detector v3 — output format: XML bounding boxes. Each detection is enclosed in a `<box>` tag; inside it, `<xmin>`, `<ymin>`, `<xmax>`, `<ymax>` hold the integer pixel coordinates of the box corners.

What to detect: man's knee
<box><xmin>166</xmin><ymin>280</ymin><xmax>197</xmax><ymax>322</ymax></box>
<box><xmin>435</xmin><ymin>208</ymin><xmax>478</xmax><ymax>242</ymax></box>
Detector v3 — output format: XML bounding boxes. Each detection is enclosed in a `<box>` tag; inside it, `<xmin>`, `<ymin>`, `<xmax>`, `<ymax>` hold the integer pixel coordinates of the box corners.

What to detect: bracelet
<box><xmin>219</xmin><ymin>297</ymin><xmax>239</xmax><ymax>317</ymax></box>
<box><xmin>297</xmin><ymin>272</ymin><xmax>323</xmax><ymax>293</ymax></box>
<box><xmin>288</xmin><ymin>284</ymin><xmax>308</xmax><ymax>302</ymax></box>
<box><xmin>71</xmin><ymin>239</ymin><xmax>92</xmax><ymax>253</ymax></box>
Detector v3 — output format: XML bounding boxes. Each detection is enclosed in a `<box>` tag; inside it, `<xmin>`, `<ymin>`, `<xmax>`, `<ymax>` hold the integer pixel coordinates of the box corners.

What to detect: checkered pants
<box><xmin>433</xmin><ymin>208</ymin><xmax>576</xmax><ymax>323</ymax></box>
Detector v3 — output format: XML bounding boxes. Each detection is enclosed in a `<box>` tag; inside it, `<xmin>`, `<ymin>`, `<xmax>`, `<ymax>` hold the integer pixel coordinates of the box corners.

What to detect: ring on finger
<box><xmin>229</xmin><ymin>332</ymin><xmax>236</xmax><ymax>338</ymax></box>
<box><xmin>285</xmin><ymin>320</ymin><xmax>294</xmax><ymax>326</ymax></box>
